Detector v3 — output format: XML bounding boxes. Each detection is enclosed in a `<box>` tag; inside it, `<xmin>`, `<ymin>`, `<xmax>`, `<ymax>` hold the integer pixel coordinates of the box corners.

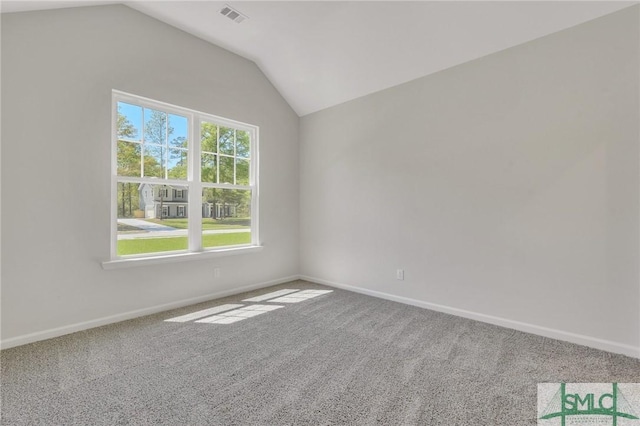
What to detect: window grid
<box><xmin>200</xmin><ymin>122</ymin><xmax>251</xmax><ymax>188</ymax></box>
<box><xmin>112</xmin><ymin>90</ymin><xmax>259</xmax><ymax>260</ymax></box>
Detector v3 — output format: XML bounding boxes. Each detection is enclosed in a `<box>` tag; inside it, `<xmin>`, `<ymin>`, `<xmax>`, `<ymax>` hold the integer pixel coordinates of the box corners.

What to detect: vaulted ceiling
<box><xmin>2</xmin><ymin>1</ymin><xmax>635</xmax><ymax>116</ymax></box>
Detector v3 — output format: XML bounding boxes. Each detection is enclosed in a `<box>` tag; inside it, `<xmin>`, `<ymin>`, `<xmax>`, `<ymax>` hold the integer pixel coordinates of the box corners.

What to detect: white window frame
<box><xmin>105</xmin><ymin>90</ymin><xmax>260</xmax><ymax>267</ymax></box>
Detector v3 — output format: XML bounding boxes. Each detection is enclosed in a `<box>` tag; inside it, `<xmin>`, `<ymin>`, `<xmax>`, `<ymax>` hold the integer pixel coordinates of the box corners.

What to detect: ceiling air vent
<box><xmin>219</xmin><ymin>5</ymin><xmax>247</xmax><ymax>24</ymax></box>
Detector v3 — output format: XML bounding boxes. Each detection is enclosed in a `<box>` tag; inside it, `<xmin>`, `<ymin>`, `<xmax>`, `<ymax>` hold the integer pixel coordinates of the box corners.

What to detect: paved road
<box><xmin>118</xmin><ymin>228</ymin><xmax>250</xmax><ymax>240</ymax></box>
<box><xmin>117</xmin><ymin>219</ymin><xmax>250</xmax><ymax>240</ymax></box>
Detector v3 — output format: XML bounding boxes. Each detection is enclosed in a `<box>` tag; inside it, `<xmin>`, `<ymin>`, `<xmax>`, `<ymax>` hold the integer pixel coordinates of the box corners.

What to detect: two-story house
<box><xmin>139</xmin><ymin>184</ymin><xmax>188</xmax><ymax>219</ymax></box>
<box><xmin>139</xmin><ymin>184</ymin><xmax>238</xmax><ymax>219</ymax></box>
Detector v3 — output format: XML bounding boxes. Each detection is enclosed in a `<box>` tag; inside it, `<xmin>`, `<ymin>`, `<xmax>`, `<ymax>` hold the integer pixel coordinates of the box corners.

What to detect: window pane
<box><xmin>144</xmin><ymin>108</ymin><xmax>168</xmax><ymax>145</ymax></box>
<box><xmin>201</xmin><ymin>153</ymin><xmax>217</xmax><ymax>183</ymax></box>
<box><xmin>236</xmin><ymin>130</ymin><xmax>250</xmax><ymax>159</ymax></box>
<box><xmin>117</xmin><ymin>102</ymin><xmax>142</xmax><ymax>142</ymax></box>
<box><xmin>201</xmin><ymin>188</ymin><xmax>251</xmax><ymax>249</ymax></box>
<box><xmin>169</xmin><ymin>114</ymin><xmax>188</xmax><ymax>148</ymax></box>
<box><xmin>113</xmin><ymin>95</ymin><xmax>259</xmax><ymax>261</ymax></box>
<box><xmin>144</xmin><ymin>145</ymin><xmax>165</xmax><ymax>178</ymax></box>
<box><xmin>201</xmin><ymin>122</ymin><xmax>217</xmax><ymax>153</ymax></box>
<box><xmin>116</xmin><ymin>182</ymin><xmax>141</xmax><ymax>218</ymax></box>
<box><xmin>117</xmin><ymin>141</ymin><xmax>141</xmax><ymax>177</ymax></box>
<box><xmin>168</xmin><ymin>149</ymin><xmax>188</xmax><ymax>180</ymax></box>
<box><xmin>219</xmin><ymin>126</ymin><xmax>235</xmax><ymax>155</ymax></box>
<box><xmin>219</xmin><ymin>156</ymin><xmax>234</xmax><ymax>184</ymax></box>
<box><xmin>236</xmin><ymin>158</ymin><xmax>249</xmax><ymax>185</ymax></box>
<box><xmin>117</xmin><ymin>183</ymin><xmax>189</xmax><ymax>256</ymax></box>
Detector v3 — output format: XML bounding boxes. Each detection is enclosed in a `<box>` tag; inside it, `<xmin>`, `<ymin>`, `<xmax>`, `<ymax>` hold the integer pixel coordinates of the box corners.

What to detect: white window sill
<box><xmin>101</xmin><ymin>245</ymin><xmax>263</xmax><ymax>270</ymax></box>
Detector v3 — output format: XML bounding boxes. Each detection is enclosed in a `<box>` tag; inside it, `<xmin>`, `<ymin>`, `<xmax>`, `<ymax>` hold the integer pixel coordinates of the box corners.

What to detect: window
<box><xmin>111</xmin><ymin>91</ymin><xmax>258</xmax><ymax>260</ymax></box>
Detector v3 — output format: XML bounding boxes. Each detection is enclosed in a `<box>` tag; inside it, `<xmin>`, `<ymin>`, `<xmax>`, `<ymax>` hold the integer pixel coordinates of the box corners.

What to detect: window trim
<box><xmin>108</xmin><ymin>90</ymin><xmax>260</xmax><ymax>264</ymax></box>
<box><xmin>102</xmin><ymin>245</ymin><xmax>264</xmax><ymax>270</ymax></box>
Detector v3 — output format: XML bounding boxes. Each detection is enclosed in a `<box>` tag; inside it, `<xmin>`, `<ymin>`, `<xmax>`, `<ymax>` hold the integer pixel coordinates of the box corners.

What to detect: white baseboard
<box><xmin>0</xmin><ymin>275</ymin><xmax>300</xmax><ymax>350</ymax></box>
<box><xmin>300</xmin><ymin>275</ymin><xmax>640</xmax><ymax>359</ymax></box>
<box><xmin>5</xmin><ymin>273</ymin><xmax>638</xmax><ymax>359</ymax></box>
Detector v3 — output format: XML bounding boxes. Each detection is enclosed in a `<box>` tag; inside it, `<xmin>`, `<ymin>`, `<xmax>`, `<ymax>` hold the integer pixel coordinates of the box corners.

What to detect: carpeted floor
<box><xmin>1</xmin><ymin>280</ymin><xmax>639</xmax><ymax>425</ymax></box>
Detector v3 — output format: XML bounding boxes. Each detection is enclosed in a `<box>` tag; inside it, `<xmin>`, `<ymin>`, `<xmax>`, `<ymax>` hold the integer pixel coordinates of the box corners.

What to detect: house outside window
<box><xmin>112</xmin><ymin>90</ymin><xmax>258</xmax><ymax>259</ymax></box>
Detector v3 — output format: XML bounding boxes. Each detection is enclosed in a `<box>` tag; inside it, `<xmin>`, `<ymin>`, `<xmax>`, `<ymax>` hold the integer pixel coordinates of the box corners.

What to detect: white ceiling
<box><xmin>2</xmin><ymin>1</ymin><xmax>636</xmax><ymax>116</ymax></box>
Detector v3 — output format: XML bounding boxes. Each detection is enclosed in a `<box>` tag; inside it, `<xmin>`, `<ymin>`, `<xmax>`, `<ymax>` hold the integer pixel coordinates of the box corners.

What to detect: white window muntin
<box><xmin>111</xmin><ymin>90</ymin><xmax>259</xmax><ymax>260</ymax></box>
<box><xmin>195</xmin><ymin>115</ymin><xmax>258</xmax><ymax>253</ymax></box>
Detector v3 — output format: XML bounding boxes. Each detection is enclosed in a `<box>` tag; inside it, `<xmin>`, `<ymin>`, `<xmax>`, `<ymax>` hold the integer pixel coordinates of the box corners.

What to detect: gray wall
<box><xmin>300</xmin><ymin>7</ymin><xmax>640</xmax><ymax>352</ymax></box>
<box><xmin>3</xmin><ymin>4</ymin><xmax>639</xmax><ymax>356</ymax></box>
<box><xmin>1</xmin><ymin>5</ymin><xmax>299</xmax><ymax>342</ymax></box>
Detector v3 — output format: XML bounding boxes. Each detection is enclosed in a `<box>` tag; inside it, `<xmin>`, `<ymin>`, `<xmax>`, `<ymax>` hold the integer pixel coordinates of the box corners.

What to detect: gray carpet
<box><xmin>1</xmin><ymin>280</ymin><xmax>639</xmax><ymax>425</ymax></box>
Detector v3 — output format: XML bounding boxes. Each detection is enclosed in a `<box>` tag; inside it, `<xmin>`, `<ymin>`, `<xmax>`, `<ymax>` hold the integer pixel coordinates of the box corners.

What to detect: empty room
<box><xmin>1</xmin><ymin>1</ymin><xmax>639</xmax><ymax>425</ymax></box>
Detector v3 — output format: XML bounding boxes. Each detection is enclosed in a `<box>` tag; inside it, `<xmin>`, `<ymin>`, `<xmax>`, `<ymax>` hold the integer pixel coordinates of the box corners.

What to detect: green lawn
<box><xmin>117</xmin><ymin>232</ymin><xmax>251</xmax><ymax>256</ymax></box>
<box><xmin>144</xmin><ymin>218</ymin><xmax>250</xmax><ymax>230</ymax></box>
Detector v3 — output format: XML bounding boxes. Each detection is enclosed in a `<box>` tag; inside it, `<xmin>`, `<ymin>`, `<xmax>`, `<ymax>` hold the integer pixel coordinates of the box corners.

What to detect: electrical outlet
<box><xmin>396</xmin><ymin>269</ymin><xmax>404</xmax><ymax>280</ymax></box>
<box><xmin>214</xmin><ymin>267</ymin><xmax>221</xmax><ymax>278</ymax></box>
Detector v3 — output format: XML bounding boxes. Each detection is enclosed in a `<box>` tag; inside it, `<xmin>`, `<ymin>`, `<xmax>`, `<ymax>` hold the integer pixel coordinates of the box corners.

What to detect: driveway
<box><xmin>117</xmin><ymin>218</ymin><xmax>177</xmax><ymax>232</ymax></box>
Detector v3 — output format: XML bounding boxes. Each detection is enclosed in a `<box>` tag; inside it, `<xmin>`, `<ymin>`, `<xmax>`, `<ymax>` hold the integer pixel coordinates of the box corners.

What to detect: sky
<box><xmin>118</xmin><ymin>101</ymin><xmax>188</xmax><ymax>146</ymax></box>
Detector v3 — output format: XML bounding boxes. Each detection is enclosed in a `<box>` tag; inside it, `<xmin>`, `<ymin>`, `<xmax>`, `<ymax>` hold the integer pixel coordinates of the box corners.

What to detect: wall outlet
<box><xmin>214</xmin><ymin>267</ymin><xmax>221</xmax><ymax>278</ymax></box>
<box><xmin>396</xmin><ymin>269</ymin><xmax>404</xmax><ymax>280</ymax></box>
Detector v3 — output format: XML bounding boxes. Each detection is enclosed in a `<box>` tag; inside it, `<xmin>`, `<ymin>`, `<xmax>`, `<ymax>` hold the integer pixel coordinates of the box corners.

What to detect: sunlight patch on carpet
<box><xmin>242</xmin><ymin>289</ymin><xmax>300</xmax><ymax>302</ymax></box>
<box><xmin>195</xmin><ymin>304</ymin><xmax>284</xmax><ymax>324</ymax></box>
<box><xmin>164</xmin><ymin>304</ymin><xmax>244</xmax><ymax>322</ymax></box>
<box><xmin>269</xmin><ymin>290</ymin><xmax>333</xmax><ymax>303</ymax></box>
